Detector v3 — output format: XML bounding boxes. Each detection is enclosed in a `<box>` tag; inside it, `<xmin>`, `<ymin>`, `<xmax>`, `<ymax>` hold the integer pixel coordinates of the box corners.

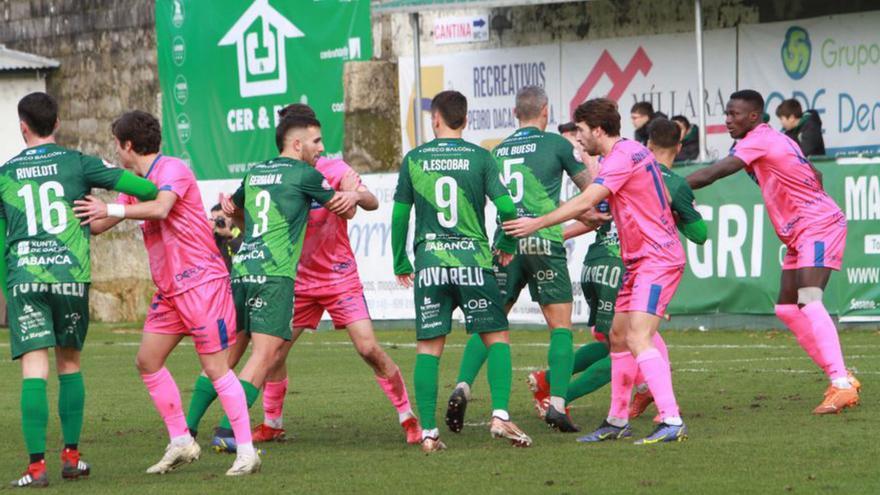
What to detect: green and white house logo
<box><xmin>781</xmin><ymin>25</ymin><xmax>811</xmax><ymax>80</ymax></box>
<box><xmin>219</xmin><ymin>0</ymin><xmax>304</xmax><ymax>98</ymax></box>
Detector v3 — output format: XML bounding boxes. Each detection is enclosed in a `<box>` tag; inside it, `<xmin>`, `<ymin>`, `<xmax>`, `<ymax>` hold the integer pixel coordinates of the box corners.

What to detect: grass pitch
<box><xmin>0</xmin><ymin>324</ymin><xmax>878</xmax><ymax>494</ymax></box>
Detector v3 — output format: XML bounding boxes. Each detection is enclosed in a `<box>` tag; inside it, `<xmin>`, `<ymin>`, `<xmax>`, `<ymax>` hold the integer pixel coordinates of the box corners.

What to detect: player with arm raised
<box><xmin>391</xmin><ymin>90</ymin><xmax>531</xmax><ymax>452</ymax></box>
<box><xmin>74</xmin><ymin>111</ymin><xmax>260</xmax><ymax>476</ymax></box>
<box><xmin>504</xmin><ymin>98</ymin><xmax>688</xmax><ymax>444</ymax></box>
<box><xmin>1</xmin><ymin>93</ymin><xmax>158</xmax><ymax>488</ymax></box>
<box><xmin>447</xmin><ymin>86</ymin><xmax>593</xmax><ymax>434</ymax></box>
<box><xmin>686</xmin><ymin>90</ymin><xmax>859</xmax><ymax>414</ymax></box>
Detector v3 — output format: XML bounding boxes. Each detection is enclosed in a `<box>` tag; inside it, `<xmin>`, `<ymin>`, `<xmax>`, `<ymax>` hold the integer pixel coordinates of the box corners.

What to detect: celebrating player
<box><xmin>529</xmin><ymin>118</ymin><xmax>707</xmax><ymax>423</ymax></box>
<box><xmin>392</xmin><ymin>90</ymin><xmax>531</xmax><ymax>452</ymax></box>
<box><xmin>686</xmin><ymin>90</ymin><xmax>860</xmax><ymax>414</ymax></box>
<box><xmin>74</xmin><ymin>111</ymin><xmax>260</xmax><ymax>476</ymax></box>
<box><xmin>240</xmin><ymin>103</ymin><xmax>421</xmax><ymax>446</ymax></box>
<box><xmin>1</xmin><ymin>93</ymin><xmax>158</xmax><ymax>488</ymax></box>
<box><xmin>447</xmin><ymin>86</ymin><xmax>592</xmax><ymax>434</ymax></box>
<box><xmin>504</xmin><ymin>98</ymin><xmax>688</xmax><ymax>444</ymax></box>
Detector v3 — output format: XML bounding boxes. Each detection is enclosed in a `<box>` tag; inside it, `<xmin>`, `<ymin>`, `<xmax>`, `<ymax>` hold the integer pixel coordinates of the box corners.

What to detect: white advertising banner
<box><xmin>560</xmin><ymin>29</ymin><xmax>738</xmax><ymax>161</ymax></box>
<box><xmin>739</xmin><ymin>11</ymin><xmax>880</xmax><ymax>155</ymax></box>
<box><xmin>397</xmin><ymin>44</ymin><xmax>563</xmax><ymax>154</ymax></box>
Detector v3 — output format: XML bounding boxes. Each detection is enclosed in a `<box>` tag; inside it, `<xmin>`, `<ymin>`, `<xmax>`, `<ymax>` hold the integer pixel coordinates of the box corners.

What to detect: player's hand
<box><xmin>502</xmin><ymin>217</ymin><xmax>542</xmax><ymax>238</ymax></box>
<box><xmin>339</xmin><ymin>169</ymin><xmax>361</xmax><ymax>192</ymax></box>
<box><xmin>396</xmin><ymin>273</ymin><xmax>414</xmax><ymax>288</ymax></box>
<box><xmin>326</xmin><ymin>191</ymin><xmax>358</xmax><ymax>215</ymax></box>
<box><xmin>576</xmin><ymin>208</ymin><xmax>612</xmax><ymax>228</ymax></box>
<box><xmin>219</xmin><ymin>193</ymin><xmax>236</xmax><ymax>216</ymax></box>
<box><xmin>495</xmin><ymin>250</ymin><xmax>514</xmax><ymax>267</ymax></box>
<box><xmin>72</xmin><ymin>195</ymin><xmax>108</xmax><ymax>225</ymax></box>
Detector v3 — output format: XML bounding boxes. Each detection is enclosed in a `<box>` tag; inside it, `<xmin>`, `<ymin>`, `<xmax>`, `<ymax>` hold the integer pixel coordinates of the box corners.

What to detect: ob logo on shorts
<box><xmin>247</xmin><ymin>297</ymin><xmax>267</xmax><ymax>309</ymax></box>
<box><xmin>464</xmin><ymin>298</ymin><xmax>489</xmax><ymax>311</ymax></box>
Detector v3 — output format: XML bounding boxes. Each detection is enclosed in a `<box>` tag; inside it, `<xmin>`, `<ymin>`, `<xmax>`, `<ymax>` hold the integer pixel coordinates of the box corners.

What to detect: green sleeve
<box><xmin>492</xmin><ymin>195</ymin><xmax>518</xmax><ymax>254</ymax></box>
<box><xmin>391</xmin><ymin>201</ymin><xmax>413</xmax><ymax>275</ymax></box>
<box><xmin>302</xmin><ymin>168</ymin><xmax>335</xmax><ymax>205</ymax></box>
<box><xmin>113</xmin><ymin>170</ymin><xmax>159</xmax><ymax>201</ymax></box>
<box><xmin>0</xmin><ymin>217</ymin><xmax>7</xmax><ymax>298</ymax></box>
<box><xmin>82</xmin><ymin>155</ymin><xmax>125</xmax><ymax>190</ymax></box>
<box><xmin>678</xmin><ymin>219</ymin><xmax>708</xmax><ymax>245</ymax></box>
<box><xmin>558</xmin><ymin>136</ymin><xmax>586</xmax><ymax>177</ymax></box>
<box><xmin>393</xmin><ymin>156</ymin><xmax>414</xmax><ymax>204</ymax></box>
<box><xmin>232</xmin><ymin>181</ymin><xmax>245</xmax><ymax>208</ymax></box>
<box><xmin>483</xmin><ymin>150</ymin><xmax>510</xmax><ymax>200</ymax></box>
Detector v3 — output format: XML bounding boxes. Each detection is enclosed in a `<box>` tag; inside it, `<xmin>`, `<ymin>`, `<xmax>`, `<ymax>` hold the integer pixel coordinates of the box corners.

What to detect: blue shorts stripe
<box><xmin>218</xmin><ymin>318</ymin><xmax>229</xmax><ymax>350</ymax></box>
<box><xmin>646</xmin><ymin>284</ymin><xmax>662</xmax><ymax>315</ymax></box>
<box><xmin>814</xmin><ymin>241</ymin><xmax>825</xmax><ymax>267</ymax></box>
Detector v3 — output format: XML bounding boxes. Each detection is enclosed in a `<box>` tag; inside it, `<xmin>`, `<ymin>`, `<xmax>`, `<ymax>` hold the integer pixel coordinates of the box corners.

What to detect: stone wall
<box><xmin>0</xmin><ymin>0</ymin><xmax>158</xmax><ymax>322</ymax></box>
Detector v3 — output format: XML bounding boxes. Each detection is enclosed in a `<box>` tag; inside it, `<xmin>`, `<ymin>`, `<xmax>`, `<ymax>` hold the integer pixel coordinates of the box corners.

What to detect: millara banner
<box><xmin>156</xmin><ymin>0</ymin><xmax>372</xmax><ymax>179</ymax></box>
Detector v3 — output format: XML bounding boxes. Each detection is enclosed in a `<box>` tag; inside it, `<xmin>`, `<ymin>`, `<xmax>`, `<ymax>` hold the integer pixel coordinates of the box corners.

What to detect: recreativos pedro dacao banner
<box><xmin>156</xmin><ymin>0</ymin><xmax>372</xmax><ymax>180</ymax></box>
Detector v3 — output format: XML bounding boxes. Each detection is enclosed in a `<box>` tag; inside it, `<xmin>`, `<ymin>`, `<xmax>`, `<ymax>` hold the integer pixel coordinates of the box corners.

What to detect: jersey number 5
<box><xmin>18</xmin><ymin>181</ymin><xmax>67</xmax><ymax>236</ymax></box>
<box><xmin>502</xmin><ymin>158</ymin><xmax>525</xmax><ymax>203</ymax></box>
<box><xmin>435</xmin><ymin>177</ymin><xmax>458</xmax><ymax>228</ymax></box>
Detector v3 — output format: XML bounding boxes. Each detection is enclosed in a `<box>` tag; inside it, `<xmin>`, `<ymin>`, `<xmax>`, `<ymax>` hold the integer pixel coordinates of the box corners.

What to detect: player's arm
<box><xmin>483</xmin><ymin>151</ymin><xmax>518</xmax><ymax>262</ymax></box>
<box><xmin>504</xmin><ymin>183</ymin><xmax>610</xmax><ymax>238</ymax></box>
<box><xmin>391</xmin><ymin>158</ymin><xmax>415</xmax><ymax>286</ymax></box>
<box><xmin>74</xmin><ymin>190</ymin><xmax>178</xmax><ymax>226</ymax></box>
<box><xmin>339</xmin><ymin>168</ymin><xmax>379</xmax><ymax>211</ymax></box>
<box><xmin>671</xmin><ymin>184</ymin><xmax>708</xmax><ymax>245</ymax></box>
<box><xmin>0</xmin><ymin>216</ymin><xmax>7</xmax><ymax>298</ymax></box>
<box><xmin>563</xmin><ymin>220</ymin><xmax>597</xmax><ymax>241</ymax></box>
<box><xmin>113</xmin><ymin>170</ymin><xmax>159</xmax><ymax>201</ymax></box>
<box><xmin>81</xmin><ymin>155</ymin><xmax>159</xmax><ymax>201</ymax></box>
<box><xmin>685</xmin><ymin>155</ymin><xmax>747</xmax><ymax>190</ymax></box>
<box><xmin>492</xmin><ymin>194</ymin><xmax>518</xmax><ymax>256</ymax></box>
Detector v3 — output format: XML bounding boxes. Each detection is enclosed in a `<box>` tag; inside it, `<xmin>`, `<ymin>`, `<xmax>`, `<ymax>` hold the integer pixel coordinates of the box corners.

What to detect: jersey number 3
<box><xmin>252</xmin><ymin>190</ymin><xmax>271</xmax><ymax>237</ymax></box>
<box><xmin>18</xmin><ymin>181</ymin><xmax>67</xmax><ymax>236</ymax></box>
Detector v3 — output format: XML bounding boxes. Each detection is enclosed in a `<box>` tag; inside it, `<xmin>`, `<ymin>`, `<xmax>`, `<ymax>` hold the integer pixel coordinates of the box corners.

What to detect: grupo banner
<box><xmin>738</xmin><ymin>11</ymin><xmax>880</xmax><ymax>156</ymax></box>
<box><xmin>156</xmin><ymin>0</ymin><xmax>371</xmax><ymax>180</ymax></box>
<box><xmin>199</xmin><ymin>158</ymin><xmax>879</xmax><ymax>325</ymax></box>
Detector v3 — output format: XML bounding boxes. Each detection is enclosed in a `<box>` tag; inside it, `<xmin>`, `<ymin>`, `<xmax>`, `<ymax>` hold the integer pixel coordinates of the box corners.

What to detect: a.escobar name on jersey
<box><xmin>418</xmin><ymin>266</ymin><xmax>485</xmax><ymax>287</ymax></box>
<box><xmin>421</xmin><ymin>159</ymin><xmax>471</xmax><ymax>171</ymax></box>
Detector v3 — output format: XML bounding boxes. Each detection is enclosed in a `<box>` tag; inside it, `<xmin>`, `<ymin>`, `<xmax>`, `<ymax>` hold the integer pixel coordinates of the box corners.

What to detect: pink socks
<box><xmin>141</xmin><ymin>367</ymin><xmax>189</xmax><ymax>439</ymax></box>
<box><xmin>375</xmin><ymin>369</ymin><xmax>413</xmax><ymax>416</ymax></box>
<box><xmin>213</xmin><ymin>371</ymin><xmax>253</xmax><ymax>445</ymax></box>
<box><xmin>262</xmin><ymin>378</ymin><xmax>288</xmax><ymax>426</ymax></box>
<box><xmin>800</xmin><ymin>301</ymin><xmax>848</xmax><ymax>380</ymax></box>
<box><xmin>775</xmin><ymin>304</ymin><xmax>826</xmax><ymax>372</ymax></box>
<box><xmin>636</xmin><ymin>348</ymin><xmax>680</xmax><ymax>420</ymax></box>
<box><xmin>608</xmin><ymin>351</ymin><xmax>638</xmax><ymax>421</ymax></box>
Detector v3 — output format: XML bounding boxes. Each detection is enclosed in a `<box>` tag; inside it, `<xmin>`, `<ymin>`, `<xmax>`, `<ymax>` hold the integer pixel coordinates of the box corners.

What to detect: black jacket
<box><xmin>784</xmin><ymin>111</ymin><xmax>825</xmax><ymax>157</ymax></box>
<box><xmin>675</xmin><ymin>125</ymin><xmax>700</xmax><ymax>162</ymax></box>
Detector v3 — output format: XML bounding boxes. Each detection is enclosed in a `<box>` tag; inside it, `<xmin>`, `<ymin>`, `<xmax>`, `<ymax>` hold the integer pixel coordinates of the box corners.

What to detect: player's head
<box><xmin>630</xmin><ymin>101</ymin><xmax>654</xmax><ymax>130</ymax></box>
<box><xmin>430</xmin><ymin>90</ymin><xmax>467</xmax><ymax>134</ymax></box>
<box><xmin>276</xmin><ymin>114</ymin><xmax>323</xmax><ymax>166</ymax></box>
<box><xmin>647</xmin><ymin>118</ymin><xmax>682</xmax><ymax>160</ymax></box>
<box><xmin>726</xmin><ymin>90</ymin><xmax>764</xmax><ymax>139</ymax></box>
<box><xmin>775</xmin><ymin>98</ymin><xmax>803</xmax><ymax>131</ymax></box>
<box><xmin>278</xmin><ymin>103</ymin><xmax>316</xmax><ymax>120</ymax></box>
<box><xmin>558</xmin><ymin>121</ymin><xmax>579</xmax><ymax>147</ymax></box>
<box><xmin>210</xmin><ymin>204</ymin><xmax>232</xmax><ymax>237</ymax></box>
<box><xmin>18</xmin><ymin>92</ymin><xmax>59</xmax><ymax>141</ymax></box>
<box><xmin>573</xmin><ymin>98</ymin><xmax>621</xmax><ymax>155</ymax></box>
<box><xmin>514</xmin><ymin>85</ymin><xmax>548</xmax><ymax>128</ymax></box>
<box><xmin>111</xmin><ymin>110</ymin><xmax>162</xmax><ymax>169</ymax></box>
<box><xmin>671</xmin><ymin>115</ymin><xmax>690</xmax><ymax>140</ymax></box>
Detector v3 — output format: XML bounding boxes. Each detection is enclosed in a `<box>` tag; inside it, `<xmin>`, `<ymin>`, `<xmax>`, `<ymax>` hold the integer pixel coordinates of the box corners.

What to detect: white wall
<box><xmin>0</xmin><ymin>72</ymin><xmax>46</xmax><ymax>163</ymax></box>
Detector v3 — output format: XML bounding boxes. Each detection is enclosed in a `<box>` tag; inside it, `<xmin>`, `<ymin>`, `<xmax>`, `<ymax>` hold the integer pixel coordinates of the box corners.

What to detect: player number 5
<box><xmin>502</xmin><ymin>158</ymin><xmax>525</xmax><ymax>203</ymax></box>
<box><xmin>435</xmin><ymin>177</ymin><xmax>458</xmax><ymax>228</ymax></box>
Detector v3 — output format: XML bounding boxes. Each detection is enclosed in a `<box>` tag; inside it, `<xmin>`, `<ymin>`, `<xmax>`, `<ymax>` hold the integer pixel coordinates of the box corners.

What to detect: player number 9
<box><xmin>435</xmin><ymin>177</ymin><xmax>458</xmax><ymax>228</ymax></box>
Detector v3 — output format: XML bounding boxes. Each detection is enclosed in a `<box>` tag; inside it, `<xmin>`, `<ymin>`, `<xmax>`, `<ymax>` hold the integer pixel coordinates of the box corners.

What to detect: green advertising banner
<box><xmin>156</xmin><ymin>0</ymin><xmax>372</xmax><ymax>179</ymax></box>
<box><xmin>670</xmin><ymin>159</ymin><xmax>880</xmax><ymax>322</ymax></box>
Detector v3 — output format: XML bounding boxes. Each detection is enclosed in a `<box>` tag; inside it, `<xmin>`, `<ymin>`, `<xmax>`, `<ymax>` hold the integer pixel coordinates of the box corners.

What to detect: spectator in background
<box><xmin>671</xmin><ymin>115</ymin><xmax>700</xmax><ymax>162</ymax></box>
<box><xmin>776</xmin><ymin>99</ymin><xmax>826</xmax><ymax>157</ymax></box>
<box><xmin>211</xmin><ymin>203</ymin><xmax>241</xmax><ymax>271</ymax></box>
<box><xmin>630</xmin><ymin>101</ymin><xmax>655</xmax><ymax>145</ymax></box>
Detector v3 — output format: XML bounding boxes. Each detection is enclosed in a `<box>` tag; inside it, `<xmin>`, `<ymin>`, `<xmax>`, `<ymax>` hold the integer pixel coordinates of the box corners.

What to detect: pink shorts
<box><xmin>782</xmin><ymin>216</ymin><xmax>846</xmax><ymax>271</ymax></box>
<box><xmin>144</xmin><ymin>277</ymin><xmax>237</xmax><ymax>354</ymax></box>
<box><xmin>292</xmin><ymin>283</ymin><xmax>371</xmax><ymax>330</ymax></box>
<box><xmin>615</xmin><ymin>264</ymin><xmax>684</xmax><ymax>317</ymax></box>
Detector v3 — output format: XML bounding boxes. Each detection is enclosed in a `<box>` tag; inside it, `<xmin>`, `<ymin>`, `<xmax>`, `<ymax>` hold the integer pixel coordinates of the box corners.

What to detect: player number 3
<box><xmin>17</xmin><ymin>181</ymin><xmax>67</xmax><ymax>236</ymax></box>
<box><xmin>253</xmin><ymin>189</ymin><xmax>271</xmax><ymax>237</ymax></box>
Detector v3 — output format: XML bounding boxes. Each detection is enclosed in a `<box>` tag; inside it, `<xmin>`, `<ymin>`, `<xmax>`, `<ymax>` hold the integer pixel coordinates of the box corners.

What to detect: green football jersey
<box><xmin>394</xmin><ymin>138</ymin><xmax>509</xmax><ymax>271</ymax></box>
<box><xmin>231</xmin><ymin>157</ymin><xmax>335</xmax><ymax>279</ymax></box>
<box><xmin>493</xmin><ymin>127</ymin><xmax>585</xmax><ymax>244</ymax></box>
<box><xmin>0</xmin><ymin>143</ymin><xmax>124</xmax><ymax>285</ymax></box>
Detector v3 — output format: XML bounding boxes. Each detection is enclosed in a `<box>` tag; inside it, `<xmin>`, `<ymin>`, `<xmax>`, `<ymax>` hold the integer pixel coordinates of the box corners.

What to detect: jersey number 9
<box><xmin>435</xmin><ymin>177</ymin><xmax>458</xmax><ymax>228</ymax></box>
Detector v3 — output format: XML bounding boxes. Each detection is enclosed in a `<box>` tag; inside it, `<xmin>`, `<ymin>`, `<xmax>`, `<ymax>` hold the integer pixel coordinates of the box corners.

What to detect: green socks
<box><xmin>218</xmin><ymin>380</ymin><xmax>260</xmax><ymax>430</ymax></box>
<box><xmin>21</xmin><ymin>378</ymin><xmax>48</xmax><ymax>456</ymax></box>
<box><xmin>566</xmin><ymin>355</ymin><xmax>611</xmax><ymax>403</ymax></box>
<box><xmin>456</xmin><ymin>333</ymin><xmax>488</xmax><ymax>386</ymax></box>
<box><xmin>487</xmin><ymin>342</ymin><xmax>512</xmax><ymax>412</ymax></box>
<box><xmin>186</xmin><ymin>374</ymin><xmax>219</xmax><ymax>435</ymax></box>
<box><xmin>547</xmin><ymin>328</ymin><xmax>574</xmax><ymax>398</ymax></box>
<box><xmin>547</xmin><ymin>341</ymin><xmax>610</xmax><ymax>383</ymax></box>
<box><xmin>58</xmin><ymin>372</ymin><xmax>85</xmax><ymax>448</ymax></box>
<box><xmin>414</xmin><ymin>354</ymin><xmax>440</xmax><ymax>430</ymax></box>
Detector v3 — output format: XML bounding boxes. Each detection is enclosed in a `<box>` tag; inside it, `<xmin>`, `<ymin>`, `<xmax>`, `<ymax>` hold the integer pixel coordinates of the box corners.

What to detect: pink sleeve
<box><xmin>732</xmin><ymin>134</ymin><xmax>767</xmax><ymax>166</ymax></box>
<box><xmin>117</xmin><ymin>193</ymin><xmax>132</xmax><ymax>205</ymax></box>
<box><xmin>331</xmin><ymin>161</ymin><xmax>362</xmax><ymax>191</ymax></box>
<box><xmin>153</xmin><ymin>160</ymin><xmax>192</xmax><ymax>197</ymax></box>
<box><xmin>594</xmin><ymin>152</ymin><xmax>632</xmax><ymax>194</ymax></box>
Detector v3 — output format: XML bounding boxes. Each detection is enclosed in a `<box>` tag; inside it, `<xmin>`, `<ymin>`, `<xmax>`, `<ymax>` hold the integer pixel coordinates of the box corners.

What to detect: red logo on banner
<box><xmin>569</xmin><ymin>48</ymin><xmax>652</xmax><ymax>117</ymax></box>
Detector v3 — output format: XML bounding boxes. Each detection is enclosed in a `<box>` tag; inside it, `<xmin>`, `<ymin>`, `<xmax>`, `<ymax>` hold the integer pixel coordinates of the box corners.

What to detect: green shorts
<box><xmin>496</xmin><ymin>238</ymin><xmax>572</xmax><ymax>306</ymax></box>
<box><xmin>7</xmin><ymin>283</ymin><xmax>89</xmax><ymax>360</ymax></box>
<box><xmin>580</xmin><ymin>256</ymin><xmax>624</xmax><ymax>336</ymax></box>
<box><xmin>232</xmin><ymin>276</ymin><xmax>293</xmax><ymax>340</ymax></box>
<box><xmin>414</xmin><ymin>266</ymin><xmax>508</xmax><ymax>340</ymax></box>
